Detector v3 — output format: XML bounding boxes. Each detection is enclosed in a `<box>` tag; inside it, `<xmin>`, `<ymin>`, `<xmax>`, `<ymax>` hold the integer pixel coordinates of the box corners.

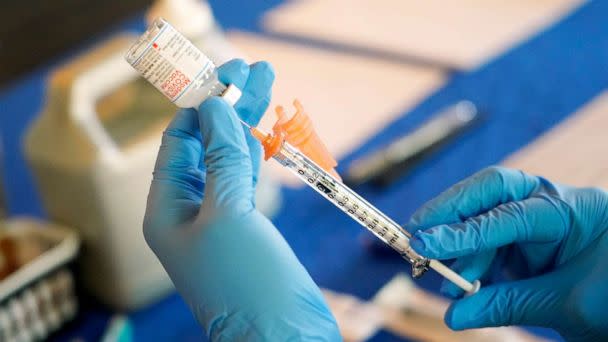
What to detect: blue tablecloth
<box><xmin>1</xmin><ymin>0</ymin><xmax>607</xmax><ymax>340</ymax></box>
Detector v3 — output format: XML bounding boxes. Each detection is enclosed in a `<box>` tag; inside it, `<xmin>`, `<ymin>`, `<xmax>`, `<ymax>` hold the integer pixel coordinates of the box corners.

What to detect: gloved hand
<box><xmin>143</xmin><ymin>59</ymin><xmax>341</xmax><ymax>341</ymax></box>
<box><xmin>407</xmin><ymin>166</ymin><xmax>608</xmax><ymax>341</ymax></box>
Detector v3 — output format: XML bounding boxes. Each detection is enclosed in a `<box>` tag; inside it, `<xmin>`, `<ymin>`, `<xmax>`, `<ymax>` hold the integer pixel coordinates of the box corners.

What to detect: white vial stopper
<box><xmin>221</xmin><ymin>84</ymin><xmax>242</xmax><ymax>107</ymax></box>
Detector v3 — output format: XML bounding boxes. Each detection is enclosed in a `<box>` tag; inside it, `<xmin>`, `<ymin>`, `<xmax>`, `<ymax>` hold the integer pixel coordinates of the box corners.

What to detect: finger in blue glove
<box><xmin>407</xmin><ymin>166</ymin><xmax>608</xmax><ymax>341</ymax></box>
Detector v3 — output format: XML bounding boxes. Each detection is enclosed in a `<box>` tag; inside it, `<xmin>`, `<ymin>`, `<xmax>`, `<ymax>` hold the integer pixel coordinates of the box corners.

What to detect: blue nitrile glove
<box><xmin>143</xmin><ymin>59</ymin><xmax>341</xmax><ymax>341</ymax></box>
<box><xmin>407</xmin><ymin>167</ymin><xmax>608</xmax><ymax>341</ymax></box>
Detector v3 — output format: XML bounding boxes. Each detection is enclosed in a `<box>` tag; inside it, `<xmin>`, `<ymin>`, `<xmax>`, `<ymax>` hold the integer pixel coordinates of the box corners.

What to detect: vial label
<box><xmin>125</xmin><ymin>19</ymin><xmax>215</xmax><ymax>103</ymax></box>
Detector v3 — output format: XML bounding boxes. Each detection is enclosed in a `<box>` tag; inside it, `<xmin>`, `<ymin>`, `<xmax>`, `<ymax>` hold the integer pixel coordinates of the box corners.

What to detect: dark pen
<box><xmin>344</xmin><ymin>101</ymin><xmax>480</xmax><ymax>187</ymax></box>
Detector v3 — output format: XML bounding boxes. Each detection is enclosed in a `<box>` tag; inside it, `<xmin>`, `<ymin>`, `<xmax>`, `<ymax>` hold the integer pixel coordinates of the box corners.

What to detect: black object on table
<box><xmin>344</xmin><ymin>101</ymin><xmax>482</xmax><ymax>187</ymax></box>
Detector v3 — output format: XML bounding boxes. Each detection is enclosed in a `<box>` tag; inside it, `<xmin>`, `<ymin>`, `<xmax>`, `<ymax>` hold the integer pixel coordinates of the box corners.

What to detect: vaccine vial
<box><xmin>125</xmin><ymin>17</ymin><xmax>240</xmax><ymax>108</ymax></box>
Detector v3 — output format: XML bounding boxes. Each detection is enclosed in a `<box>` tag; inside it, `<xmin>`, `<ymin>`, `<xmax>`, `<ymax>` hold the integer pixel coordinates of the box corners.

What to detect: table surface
<box><xmin>1</xmin><ymin>1</ymin><xmax>607</xmax><ymax>341</ymax></box>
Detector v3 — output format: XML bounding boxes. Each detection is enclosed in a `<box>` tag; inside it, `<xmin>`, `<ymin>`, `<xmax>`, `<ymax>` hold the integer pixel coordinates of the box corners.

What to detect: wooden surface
<box><xmin>264</xmin><ymin>0</ymin><xmax>584</xmax><ymax>70</ymax></box>
<box><xmin>227</xmin><ymin>31</ymin><xmax>445</xmax><ymax>183</ymax></box>
<box><xmin>504</xmin><ymin>91</ymin><xmax>608</xmax><ymax>188</ymax></box>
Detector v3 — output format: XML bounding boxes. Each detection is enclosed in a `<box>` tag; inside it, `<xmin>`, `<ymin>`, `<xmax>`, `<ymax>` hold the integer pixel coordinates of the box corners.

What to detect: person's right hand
<box><xmin>407</xmin><ymin>167</ymin><xmax>608</xmax><ymax>341</ymax></box>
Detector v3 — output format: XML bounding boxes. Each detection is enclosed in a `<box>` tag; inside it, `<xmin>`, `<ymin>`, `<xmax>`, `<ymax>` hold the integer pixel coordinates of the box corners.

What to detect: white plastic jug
<box><xmin>25</xmin><ymin>36</ymin><xmax>174</xmax><ymax>310</ymax></box>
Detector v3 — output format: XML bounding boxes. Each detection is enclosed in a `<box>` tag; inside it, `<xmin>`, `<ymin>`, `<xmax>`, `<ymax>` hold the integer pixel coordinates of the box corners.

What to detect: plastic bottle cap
<box><xmin>222</xmin><ymin>84</ymin><xmax>242</xmax><ymax>107</ymax></box>
<box><xmin>146</xmin><ymin>0</ymin><xmax>214</xmax><ymax>38</ymax></box>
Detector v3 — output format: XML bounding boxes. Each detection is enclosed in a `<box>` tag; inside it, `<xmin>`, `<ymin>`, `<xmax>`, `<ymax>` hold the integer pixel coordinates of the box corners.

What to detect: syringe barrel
<box><xmin>272</xmin><ymin>141</ymin><xmax>479</xmax><ymax>294</ymax></box>
<box><xmin>273</xmin><ymin>142</ymin><xmax>431</xmax><ymax>278</ymax></box>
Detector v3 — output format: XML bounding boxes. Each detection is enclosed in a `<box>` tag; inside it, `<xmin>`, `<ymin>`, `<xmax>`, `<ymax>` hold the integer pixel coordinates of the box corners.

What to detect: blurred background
<box><xmin>0</xmin><ymin>0</ymin><xmax>606</xmax><ymax>341</ymax></box>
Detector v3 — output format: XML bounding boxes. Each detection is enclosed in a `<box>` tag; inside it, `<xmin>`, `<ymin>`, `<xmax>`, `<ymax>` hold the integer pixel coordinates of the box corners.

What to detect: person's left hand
<box><xmin>143</xmin><ymin>59</ymin><xmax>341</xmax><ymax>341</ymax></box>
<box><xmin>407</xmin><ymin>167</ymin><xmax>608</xmax><ymax>341</ymax></box>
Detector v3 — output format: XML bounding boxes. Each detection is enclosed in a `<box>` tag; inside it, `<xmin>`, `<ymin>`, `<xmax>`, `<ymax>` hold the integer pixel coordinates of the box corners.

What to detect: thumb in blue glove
<box><xmin>143</xmin><ymin>59</ymin><xmax>341</xmax><ymax>341</ymax></box>
<box><xmin>407</xmin><ymin>166</ymin><xmax>608</xmax><ymax>341</ymax></box>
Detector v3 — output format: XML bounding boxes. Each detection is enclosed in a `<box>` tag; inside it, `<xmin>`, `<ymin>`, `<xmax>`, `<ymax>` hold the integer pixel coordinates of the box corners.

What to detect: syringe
<box><xmin>125</xmin><ymin>17</ymin><xmax>479</xmax><ymax>295</ymax></box>
<box><xmin>248</xmin><ymin>99</ymin><xmax>480</xmax><ymax>295</ymax></box>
